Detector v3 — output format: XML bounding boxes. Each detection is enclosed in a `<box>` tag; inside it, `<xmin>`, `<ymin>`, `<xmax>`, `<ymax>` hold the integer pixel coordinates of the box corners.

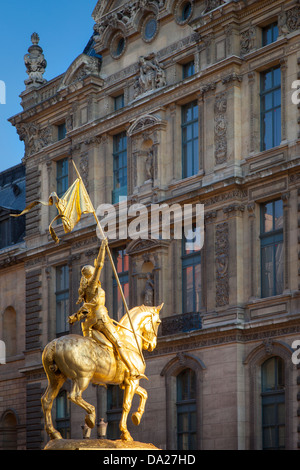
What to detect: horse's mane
<box><xmin>119</xmin><ymin>305</ymin><xmax>155</xmax><ymax>328</ymax></box>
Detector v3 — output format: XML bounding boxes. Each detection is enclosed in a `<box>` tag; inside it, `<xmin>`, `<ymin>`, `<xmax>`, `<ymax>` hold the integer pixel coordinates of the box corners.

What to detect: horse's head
<box><xmin>141</xmin><ymin>304</ymin><xmax>163</xmax><ymax>352</ymax></box>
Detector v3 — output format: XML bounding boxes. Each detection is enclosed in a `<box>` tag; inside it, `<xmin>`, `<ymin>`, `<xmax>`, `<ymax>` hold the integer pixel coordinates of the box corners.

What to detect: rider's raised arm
<box><xmin>89</xmin><ymin>238</ymin><xmax>108</xmax><ymax>287</ymax></box>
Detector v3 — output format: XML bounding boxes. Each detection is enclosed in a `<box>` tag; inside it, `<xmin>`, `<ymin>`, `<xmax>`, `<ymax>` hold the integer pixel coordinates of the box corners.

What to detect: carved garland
<box><xmin>214</xmin><ymin>92</ymin><xmax>227</xmax><ymax>165</ymax></box>
<box><xmin>215</xmin><ymin>222</ymin><xmax>229</xmax><ymax>307</ymax></box>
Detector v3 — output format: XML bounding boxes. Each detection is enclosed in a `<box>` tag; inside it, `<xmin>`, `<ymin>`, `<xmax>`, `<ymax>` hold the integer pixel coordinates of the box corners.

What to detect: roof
<box><xmin>0</xmin><ymin>163</ymin><xmax>26</xmax><ymax>212</ymax></box>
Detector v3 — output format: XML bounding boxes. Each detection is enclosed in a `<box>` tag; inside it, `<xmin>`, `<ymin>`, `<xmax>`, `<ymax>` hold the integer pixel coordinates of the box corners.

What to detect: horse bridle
<box><xmin>112</xmin><ymin>311</ymin><xmax>160</xmax><ymax>345</ymax></box>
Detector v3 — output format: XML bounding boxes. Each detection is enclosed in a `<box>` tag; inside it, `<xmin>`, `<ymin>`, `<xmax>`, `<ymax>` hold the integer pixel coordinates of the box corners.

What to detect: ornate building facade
<box><xmin>1</xmin><ymin>0</ymin><xmax>300</xmax><ymax>450</ymax></box>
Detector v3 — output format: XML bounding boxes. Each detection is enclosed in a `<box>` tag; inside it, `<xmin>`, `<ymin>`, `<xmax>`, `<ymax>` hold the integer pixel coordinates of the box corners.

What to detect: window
<box><xmin>3</xmin><ymin>307</ymin><xmax>17</xmax><ymax>357</ymax></box>
<box><xmin>143</xmin><ymin>17</ymin><xmax>158</xmax><ymax>42</ymax></box>
<box><xmin>113</xmin><ymin>247</ymin><xmax>129</xmax><ymax>320</ymax></box>
<box><xmin>177</xmin><ymin>369</ymin><xmax>197</xmax><ymax>450</ymax></box>
<box><xmin>56</xmin><ymin>265</ymin><xmax>69</xmax><ymax>336</ymax></box>
<box><xmin>57</xmin><ymin>123</ymin><xmax>66</xmax><ymax>141</ymax></box>
<box><xmin>107</xmin><ymin>385</ymin><xmax>123</xmax><ymax>440</ymax></box>
<box><xmin>0</xmin><ymin>212</ymin><xmax>25</xmax><ymax>249</ymax></box>
<box><xmin>56</xmin><ymin>158</ymin><xmax>69</xmax><ymax>198</ymax></box>
<box><xmin>182</xmin><ymin>61</ymin><xmax>195</xmax><ymax>79</ymax></box>
<box><xmin>0</xmin><ymin>411</ymin><xmax>17</xmax><ymax>450</ymax></box>
<box><xmin>182</xmin><ymin>101</ymin><xmax>199</xmax><ymax>178</ymax></box>
<box><xmin>261</xmin><ymin>357</ymin><xmax>285</xmax><ymax>450</ymax></box>
<box><xmin>56</xmin><ymin>391</ymin><xmax>70</xmax><ymax>439</ymax></box>
<box><xmin>260</xmin><ymin>199</ymin><xmax>284</xmax><ymax>298</ymax></box>
<box><xmin>182</xmin><ymin>227</ymin><xmax>201</xmax><ymax>314</ymax></box>
<box><xmin>181</xmin><ymin>1</ymin><xmax>192</xmax><ymax>21</ymax></box>
<box><xmin>0</xmin><ymin>218</ymin><xmax>10</xmax><ymax>249</ymax></box>
<box><xmin>112</xmin><ymin>132</ymin><xmax>127</xmax><ymax>204</ymax></box>
<box><xmin>260</xmin><ymin>66</ymin><xmax>281</xmax><ymax>151</ymax></box>
<box><xmin>262</xmin><ymin>22</ymin><xmax>279</xmax><ymax>46</ymax></box>
<box><xmin>114</xmin><ymin>94</ymin><xmax>124</xmax><ymax>111</ymax></box>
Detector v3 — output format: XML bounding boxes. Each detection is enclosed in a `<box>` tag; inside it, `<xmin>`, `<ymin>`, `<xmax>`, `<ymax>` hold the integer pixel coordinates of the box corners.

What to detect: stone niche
<box><xmin>127</xmin><ymin>239</ymin><xmax>170</xmax><ymax>315</ymax></box>
<box><xmin>127</xmin><ymin>113</ymin><xmax>167</xmax><ymax>203</ymax></box>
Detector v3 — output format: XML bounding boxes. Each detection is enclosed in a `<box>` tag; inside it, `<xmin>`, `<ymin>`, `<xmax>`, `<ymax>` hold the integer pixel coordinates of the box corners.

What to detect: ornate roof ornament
<box><xmin>24</xmin><ymin>33</ymin><xmax>47</xmax><ymax>89</ymax></box>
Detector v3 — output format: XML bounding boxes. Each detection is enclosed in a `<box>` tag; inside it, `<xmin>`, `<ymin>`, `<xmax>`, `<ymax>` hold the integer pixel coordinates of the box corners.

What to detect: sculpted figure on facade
<box><xmin>134</xmin><ymin>53</ymin><xmax>166</xmax><ymax>98</ymax></box>
<box><xmin>143</xmin><ymin>272</ymin><xmax>155</xmax><ymax>306</ymax></box>
<box><xmin>145</xmin><ymin>147</ymin><xmax>154</xmax><ymax>181</ymax></box>
<box><xmin>278</xmin><ymin>6</ymin><xmax>300</xmax><ymax>35</ymax></box>
<box><xmin>16</xmin><ymin>121</ymin><xmax>52</xmax><ymax>157</ymax></box>
<box><xmin>24</xmin><ymin>33</ymin><xmax>47</xmax><ymax>89</ymax></box>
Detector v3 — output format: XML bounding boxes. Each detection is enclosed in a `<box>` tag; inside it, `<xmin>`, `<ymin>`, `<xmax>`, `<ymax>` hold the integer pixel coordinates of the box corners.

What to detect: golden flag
<box><xmin>11</xmin><ymin>179</ymin><xmax>94</xmax><ymax>243</ymax></box>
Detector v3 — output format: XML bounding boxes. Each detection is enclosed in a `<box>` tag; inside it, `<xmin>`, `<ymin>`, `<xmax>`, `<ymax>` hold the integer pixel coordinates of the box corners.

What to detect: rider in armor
<box><xmin>69</xmin><ymin>239</ymin><xmax>144</xmax><ymax>380</ymax></box>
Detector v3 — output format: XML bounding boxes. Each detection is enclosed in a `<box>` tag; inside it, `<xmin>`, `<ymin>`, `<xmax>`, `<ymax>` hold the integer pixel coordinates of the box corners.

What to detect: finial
<box><xmin>31</xmin><ymin>32</ymin><xmax>40</xmax><ymax>45</ymax></box>
<box><xmin>24</xmin><ymin>33</ymin><xmax>47</xmax><ymax>89</ymax></box>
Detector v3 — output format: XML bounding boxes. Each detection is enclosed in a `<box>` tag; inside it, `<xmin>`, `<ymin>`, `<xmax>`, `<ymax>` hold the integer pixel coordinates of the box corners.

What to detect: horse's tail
<box><xmin>42</xmin><ymin>339</ymin><xmax>60</xmax><ymax>377</ymax></box>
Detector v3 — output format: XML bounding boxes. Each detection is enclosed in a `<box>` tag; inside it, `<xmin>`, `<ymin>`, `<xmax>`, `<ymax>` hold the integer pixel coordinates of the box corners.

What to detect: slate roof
<box><xmin>0</xmin><ymin>163</ymin><xmax>26</xmax><ymax>213</ymax></box>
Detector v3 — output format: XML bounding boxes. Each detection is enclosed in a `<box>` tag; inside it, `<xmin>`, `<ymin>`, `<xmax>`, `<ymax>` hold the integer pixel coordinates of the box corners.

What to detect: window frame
<box><xmin>55</xmin><ymin>391</ymin><xmax>70</xmax><ymax>439</ymax></box>
<box><xmin>181</xmin><ymin>100</ymin><xmax>199</xmax><ymax>179</ymax></box>
<box><xmin>261</xmin><ymin>356</ymin><xmax>285</xmax><ymax>450</ymax></box>
<box><xmin>176</xmin><ymin>368</ymin><xmax>197</xmax><ymax>450</ymax></box>
<box><xmin>112</xmin><ymin>132</ymin><xmax>127</xmax><ymax>204</ymax></box>
<box><xmin>262</xmin><ymin>22</ymin><xmax>279</xmax><ymax>47</ymax></box>
<box><xmin>56</xmin><ymin>158</ymin><xmax>69</xmax><ymax>198</ymax></box>
<box><xmin>260</xmin><ymin>66</ymin><xmax>281</xmax><ymax>152</ymax></box>
<box><xmin>55</xmin><ymin>264</ymin><xmax>70</xmax><ymax>336</ymax></box>
<box><xmin>260</xmin><ymin>199</ymin><xmax>284</xmax><ymax>298</ymax></box>
<box><xmin>113</xmin><ymin>247</ymin><xmax>129</xmax><ymax>320</ymax></box>
<box><xmin>182</xmin><ymin>60</ymin><xmax>195</xmax><ymax>79</ymax></box>
<box><xmin>182</xmin><ymin>233</ymin><xmax>201</xmax><ymax>314</ymax></box>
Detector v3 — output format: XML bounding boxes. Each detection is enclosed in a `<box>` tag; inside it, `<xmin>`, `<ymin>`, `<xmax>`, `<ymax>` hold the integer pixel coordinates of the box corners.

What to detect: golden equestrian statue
<box><xmin>41</xmin><ymin>239</ymin><xmax>163</xmax><ymax>442</ymax></box>
<box><xmin>14</xmin><ymin>160</ymin><xmax>163</xmax><ymax>442</ymax></box>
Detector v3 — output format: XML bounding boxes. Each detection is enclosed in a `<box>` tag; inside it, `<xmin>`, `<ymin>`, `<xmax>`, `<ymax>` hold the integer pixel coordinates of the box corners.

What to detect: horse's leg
<box><xmin>68</xmin><ymin>376</ymin><xmax>96</xmax><ymax>429</ymax></box>
<box><xmin>132</xmin><ymin>385</ymin><xmax>148</xmax><ymax>426</ymax></box>
<box><xmin>120</xmin><ymin>379</ymin><xmax>138</xmax><ymax>441</ymax></box>
<box><xmin>41</xmin><ymin>372</ymin><xmax>66</xmax><ymax>440</ymax></box>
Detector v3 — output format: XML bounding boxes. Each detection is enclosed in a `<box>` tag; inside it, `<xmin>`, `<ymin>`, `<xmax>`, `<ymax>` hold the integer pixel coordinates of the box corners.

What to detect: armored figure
<box><xmin>69</xmin><ymin>239</ymin><xmax>145</xmax><ymax>380</ymax></box>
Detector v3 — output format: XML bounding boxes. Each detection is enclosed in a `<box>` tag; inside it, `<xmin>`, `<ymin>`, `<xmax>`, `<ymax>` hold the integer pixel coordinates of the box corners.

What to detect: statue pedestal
<box><xmin>44</xmin><ymin>438</ymin><xmax>160</xmax><ymax>451</ymax></box>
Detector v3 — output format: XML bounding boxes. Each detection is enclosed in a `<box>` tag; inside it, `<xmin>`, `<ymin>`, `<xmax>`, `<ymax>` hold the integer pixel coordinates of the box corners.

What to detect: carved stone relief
<box><xmin>215</xmin><ymin>222</ymin><xmax>229</xmax><ymax>307</ymax></box>
<box><xmin>133</xmin><ymin>53</ymin><xmax>166</xmax><ymax>98</ymax></box>
<box><xmin>16</xmin><ymin>121</ymin><xmax>53</xmax><ymax>157</ymax></box>
<box><xmin>214</xmin><ymin>92</ymin><xmax>228</xmax><ymax>165</ymax></box>
<box><xmin>204</xmin><ymin>0</ymin><xmax>226</xmax><ymax>13</ymax></box>
<box><xmin>79</xmin><ymin>153</ymin><xmax>89</xmax><ymax>190</ymax></box>
<box><xmin>240</xmin><ymin>27</ymin><xmax>256</xmax><ymax>55</ymax></box>
<box><xmin>278</xmin><ymin>6</ymin><xmax>300</xmax><ymax>35</ymax></box>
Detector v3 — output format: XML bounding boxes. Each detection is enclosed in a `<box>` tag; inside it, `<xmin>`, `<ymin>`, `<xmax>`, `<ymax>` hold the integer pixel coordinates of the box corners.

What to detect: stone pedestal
<box><xmin>44</xmin><ymin>439</ymin><xmax>160</xmax><ymax>451</ymax></box>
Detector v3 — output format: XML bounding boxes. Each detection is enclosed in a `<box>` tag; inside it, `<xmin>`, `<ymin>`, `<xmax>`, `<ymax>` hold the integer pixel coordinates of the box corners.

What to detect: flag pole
<box><xmin>71</xmin><ymin>159</ymin><xmax>145</xmax><ymax>365</ymax></box>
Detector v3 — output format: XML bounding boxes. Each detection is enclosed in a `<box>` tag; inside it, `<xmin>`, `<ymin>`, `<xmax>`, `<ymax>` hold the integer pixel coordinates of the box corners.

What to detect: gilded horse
<box><xmin>41</xmin><ymin>304</ymin><xmax>162</xmax><ymax>442</ymax></box>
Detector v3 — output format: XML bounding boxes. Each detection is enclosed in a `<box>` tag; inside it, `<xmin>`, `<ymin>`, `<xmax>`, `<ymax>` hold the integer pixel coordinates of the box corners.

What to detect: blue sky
<box><xmin>0</xmin><ymin>0</ymin><xmax>95</xmax><ymax>173</ymax></box>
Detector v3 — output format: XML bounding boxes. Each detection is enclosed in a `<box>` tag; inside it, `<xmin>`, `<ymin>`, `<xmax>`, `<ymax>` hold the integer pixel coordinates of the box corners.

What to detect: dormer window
<box><xmin>111</xmin><ymin>33</ymin><xmax>126</xmax><ymax>59</ymax></box>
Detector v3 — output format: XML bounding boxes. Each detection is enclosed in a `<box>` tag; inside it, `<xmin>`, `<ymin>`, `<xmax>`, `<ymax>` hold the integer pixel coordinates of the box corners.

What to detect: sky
<box><xmin>0</xmin><ymin>0</ymin><xmax>95</xmax><ymax>173</ymax></box>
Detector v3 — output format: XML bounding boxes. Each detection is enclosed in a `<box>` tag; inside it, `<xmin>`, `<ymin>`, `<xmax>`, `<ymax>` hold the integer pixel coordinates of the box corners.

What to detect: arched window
<box><xmin>261</xmin><ymin>356</ymin><xmax>285</xmax><ymax>450</ymax></box>
<box><xmin>2</xmin><ymin>307</ymin><xmax>17</xmax><ymax>357</ymax></box>
<box><xmin>176</xmin><ymin>368</ymin><xmax>197</xmax><ymax>450</ymax></box>
<box><xmin>0</xmin><ymin>411</ymin><xmax>17</xmax><ymax>450</ymax></box>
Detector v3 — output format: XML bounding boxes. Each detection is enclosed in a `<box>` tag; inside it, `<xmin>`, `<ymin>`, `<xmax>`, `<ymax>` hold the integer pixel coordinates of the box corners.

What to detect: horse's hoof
<box><xmin>132</xmin><ymin>412</ymin><xmax>141</xmax><ymax>426</ymax></box>
<box><xmin>50</xmin><ymin>431</ymin><xmax>63</xmax><ymax>440</ymax></box>
<box><xmin>121</xmin><ymin>431</ymin><xmax>133</xmax><ymax>441</ymax></box>
<box><xmin>85</xmin><ymin>413</ymin><xmax>96</xmax><ymax>429</ymax></box>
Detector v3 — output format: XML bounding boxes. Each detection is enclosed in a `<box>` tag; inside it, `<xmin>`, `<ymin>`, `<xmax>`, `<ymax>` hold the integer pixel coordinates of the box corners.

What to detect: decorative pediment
<box><xmin>58</xmin><ymin>54</ymin><xmax>102</xmax><ymax>91</ymax></box>
<box><xmin>92</xmin><ymin>0</ymin><xmax>166</xmax><ymax>52</ymax></box>
<box><xmin>126</xmin><ymin>238</ymin><xmax>170</xmax><ymax>256</ymax></box>
<box><xmin>128</xmin><ymin>114</ymin><xmax>166</xmax><ymax>136</ymax></box>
